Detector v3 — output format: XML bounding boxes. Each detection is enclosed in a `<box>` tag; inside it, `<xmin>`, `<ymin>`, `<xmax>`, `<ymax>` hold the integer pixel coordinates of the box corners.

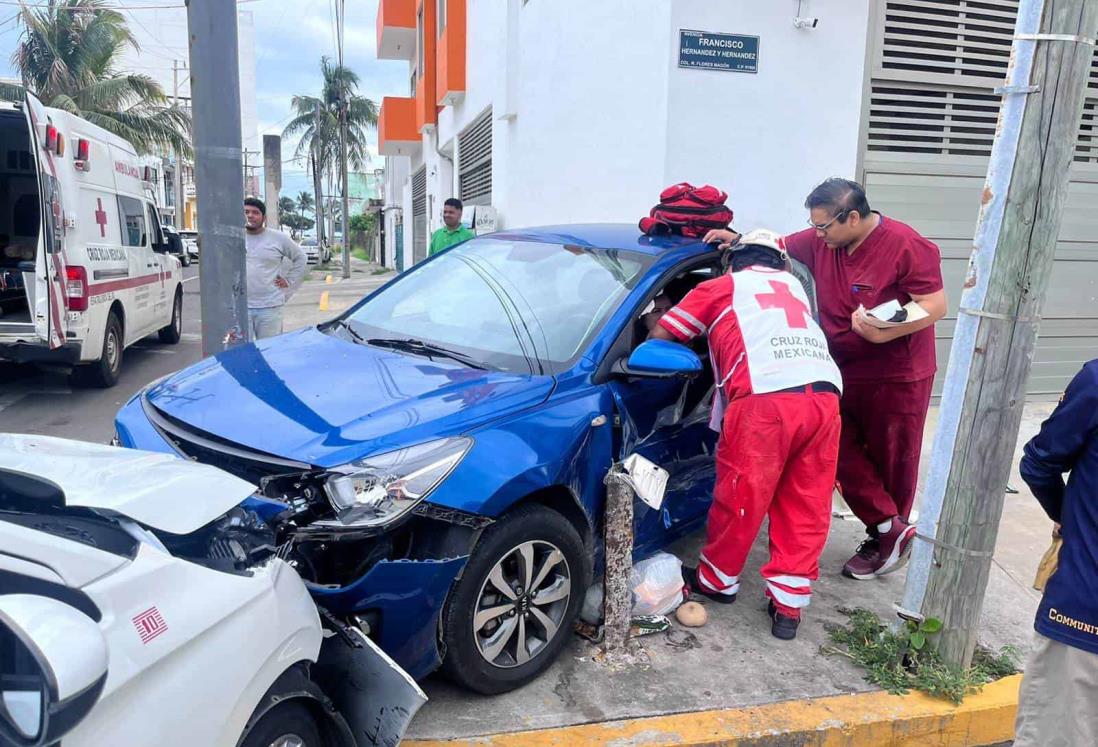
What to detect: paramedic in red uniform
<box><xmin>705</xmin><ymin>178</ymin><xmax>947</xmax><ymax>580</ymax></box>
<box><xmin>649</xmin><ymin>229</ymin><xmax>842</xmax><ymax>640</ymax></box>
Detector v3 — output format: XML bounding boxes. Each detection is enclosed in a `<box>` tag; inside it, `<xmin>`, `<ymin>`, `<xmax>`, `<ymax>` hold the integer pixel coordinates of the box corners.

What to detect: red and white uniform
<box><xmin>658</xmin><ymin>266</ymin><xmax>842</xmax><ymax>616</ymax></box>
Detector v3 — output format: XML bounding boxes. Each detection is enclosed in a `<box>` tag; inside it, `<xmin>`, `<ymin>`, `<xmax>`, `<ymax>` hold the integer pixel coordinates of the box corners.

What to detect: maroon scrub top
<box><xmin>784</xmin><ymin>214</ymin><xmax>944</xmax><ymax>383</ymax></box>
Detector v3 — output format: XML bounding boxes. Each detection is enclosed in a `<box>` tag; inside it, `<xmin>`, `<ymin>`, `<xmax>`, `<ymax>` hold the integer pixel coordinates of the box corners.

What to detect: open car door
<box><xmin>23</xmin><ymin>89</ymin><xmax>66</xmax><ymax>349</ymax></box>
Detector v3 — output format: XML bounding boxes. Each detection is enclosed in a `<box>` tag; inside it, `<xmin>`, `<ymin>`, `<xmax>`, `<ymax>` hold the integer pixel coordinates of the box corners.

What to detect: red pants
<box><xmin>698</xmin><ymin>391</ymin><xmax>840</xmax><ymax>617</ymax></box>
<box><xmin>835</xmin><ymin>376</ymin><xmax>934</xmax><ymax>529</ymax></box>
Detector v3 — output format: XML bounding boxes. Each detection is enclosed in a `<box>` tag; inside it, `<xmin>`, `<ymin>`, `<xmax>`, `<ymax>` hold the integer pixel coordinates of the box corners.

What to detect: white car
<box><xmin>0</xmin><ymin>435</ymin><xmax>425</xmax><ymax>747</ymax></box>
<box><xmin>178</xmin><ymin>230</ymin><xmax>199</xmax><ymax>261</ymax></box>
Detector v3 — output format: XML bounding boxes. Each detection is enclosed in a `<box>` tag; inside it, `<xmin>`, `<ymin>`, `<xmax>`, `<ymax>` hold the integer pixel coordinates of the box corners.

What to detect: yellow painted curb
<box><xmin>318</xmin><ymin>291</ymin><xmax>330</xmax><ymax>312</ymax></box>
<box><xmin>404</xmin><ymin>674</ymin><xmax>1021</xmax><ymax>747</ymax></box>
<box><xmin>326</xmin><ymin>274</ymin><xmax>334</xmax><ymax>284</ymax></box>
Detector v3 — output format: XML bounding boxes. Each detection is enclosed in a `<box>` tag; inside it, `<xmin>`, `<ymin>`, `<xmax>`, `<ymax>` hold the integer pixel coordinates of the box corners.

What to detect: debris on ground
<box><xmin>676</xmin><ymin>601</ymin><xmax>708</xmax><ymax>627</ymax></box>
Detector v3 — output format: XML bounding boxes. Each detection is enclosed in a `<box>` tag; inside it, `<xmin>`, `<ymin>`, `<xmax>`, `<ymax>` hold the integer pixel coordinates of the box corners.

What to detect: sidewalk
<box><xmin>282</xmin><ymin>288</ymin><xmax>1048</xmax><ymax>745</ymax></box>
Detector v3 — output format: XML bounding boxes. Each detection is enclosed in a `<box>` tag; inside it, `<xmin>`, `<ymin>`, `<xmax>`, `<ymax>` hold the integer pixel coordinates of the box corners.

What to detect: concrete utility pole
<box><xmin>602</xmin><ymin>465</ymin><xmax>635</xmax><ymax>657</ymax></box>
<box><xmin>901</xmin><ymin>0</ymin><xmax>1098</xmax><ymax>668</ymax></box>
<box><xmin>337</xmin><ymin>0</ymin><xmax>352</xmax><ymax>279</ymax></box>
<box><xmin>186</xmin><ymin>0</ymin><xmax>248</xmax><ymax>355</ymax></box>
<box><xmin>172</xmin><ymin>60</ymin><xmax>187</xmax><ymax>229</ymax></box>
<box><xmin>263</xmin><ymin>135</ymin><xmax>282</xmax><ymax>229</ymax></box>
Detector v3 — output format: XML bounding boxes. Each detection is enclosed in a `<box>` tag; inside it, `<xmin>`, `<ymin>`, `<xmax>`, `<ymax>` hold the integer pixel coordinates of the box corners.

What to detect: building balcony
<box><xmin>376</xmin><ymin>0</ymin><xmax>415</xmax><ymax>60</ymax></box>
<box><xmin>379</xmin><ymin>96</ymin><xmax>420</xmax><ymax>157</ymax></box>
<box><xmin>435</xmin><ymin>0</ymin><xmax>466</xmax><ymax>106</ymax></box>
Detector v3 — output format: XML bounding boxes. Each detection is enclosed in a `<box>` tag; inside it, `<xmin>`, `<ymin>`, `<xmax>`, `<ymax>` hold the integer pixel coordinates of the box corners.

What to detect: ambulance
<box><xmin>0</xmin><ymin>89</ymin><xmax>183</xmax><ymax>387</ymax></box>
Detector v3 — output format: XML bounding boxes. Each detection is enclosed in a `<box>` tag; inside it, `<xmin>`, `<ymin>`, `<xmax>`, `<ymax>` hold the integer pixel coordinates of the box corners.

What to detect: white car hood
<box><xmin>0</xmin><ymin>434</ymin><xmax>258</xmax><ymax>534</ymax></box>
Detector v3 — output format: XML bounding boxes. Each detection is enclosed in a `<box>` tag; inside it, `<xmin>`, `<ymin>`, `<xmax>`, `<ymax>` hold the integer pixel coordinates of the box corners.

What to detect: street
<box><xmin>0</xmin><ymin>264</ymin><xmax>202</xmax><ymax>443</ymax></box>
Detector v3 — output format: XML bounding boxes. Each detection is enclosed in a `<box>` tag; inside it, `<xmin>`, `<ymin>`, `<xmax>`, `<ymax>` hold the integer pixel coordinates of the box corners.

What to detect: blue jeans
<box><xmin>248</xmin><ymin>306</ymin><xmax>283</xmax><ymax>340</ymax></box>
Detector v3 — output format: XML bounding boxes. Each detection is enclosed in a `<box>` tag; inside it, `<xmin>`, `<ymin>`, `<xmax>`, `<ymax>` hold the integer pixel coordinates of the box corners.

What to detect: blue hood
<box><xmin>145</xmin><ymin>327</ymin><xmax>554</xmax><ymax>467</ymax></box>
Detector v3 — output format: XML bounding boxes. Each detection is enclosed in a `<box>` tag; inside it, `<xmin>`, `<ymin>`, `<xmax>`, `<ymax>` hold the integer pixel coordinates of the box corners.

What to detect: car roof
<box><xmin>486</xmin><ymin>223</ymin><xmax>707</xmax><ymax>256</ymax></box>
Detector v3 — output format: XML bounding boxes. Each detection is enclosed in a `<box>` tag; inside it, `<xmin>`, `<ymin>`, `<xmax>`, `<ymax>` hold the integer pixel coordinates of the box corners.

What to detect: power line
<box><xmin>0</xmin><ymin>0</ymin><xmax>263</xmax><ymax>9</ymax></box>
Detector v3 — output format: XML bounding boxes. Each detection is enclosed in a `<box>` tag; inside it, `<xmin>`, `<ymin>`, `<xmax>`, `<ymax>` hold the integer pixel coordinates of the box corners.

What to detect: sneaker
<box><xmin>841</xmin><ymin>537</ymin><xmax>881</xmax><ymax>580</ymax></box>
<box><xmin>767</xmin><ymin>600</ymin><xmax>799</xmax><ymax>640</ymax></box>
<box><xmin>876</xmin><ymin>518</ymin><xmax>917</xmax><ymax>576</ymax></box>
<box><xmin>682</xmin><ymin>566</ymin><xmax>736</xmax><ymax>605</ymax></box>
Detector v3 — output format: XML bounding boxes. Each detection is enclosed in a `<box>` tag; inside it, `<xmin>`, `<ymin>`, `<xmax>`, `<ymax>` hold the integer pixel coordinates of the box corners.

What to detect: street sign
<box><xmin>678</xmin><ymin>30</ymin><xmax>759</xmax><ymax>74</ymax></box>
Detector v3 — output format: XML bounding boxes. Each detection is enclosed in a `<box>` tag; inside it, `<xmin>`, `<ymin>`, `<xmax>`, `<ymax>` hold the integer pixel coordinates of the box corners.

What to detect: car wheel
<box><xmin>440</xmin><ymin>504</ymin><xmax>588</xmax><ymax>694</ymax></box>
<box><xmin>71</xmin><ymin>311</ymin><xmax>123</xmax><ymax>388</ymax></box>
<box><xmin>180</xmin><ymin>252</ymin><xmax>190</xmax><ymax>267</ymax></box>
<box><xmin>158</xmin><ymin>288</ymin><xmax>183</xmax><ymax>344</ymax></box>
<box><xmin>240</xmin><ymin>702</ymin><xmax>321</xmax><ymax>747</ymax></box>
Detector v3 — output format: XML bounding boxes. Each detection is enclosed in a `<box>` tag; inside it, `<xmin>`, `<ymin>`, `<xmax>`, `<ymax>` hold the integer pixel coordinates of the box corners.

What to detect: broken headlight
<box><xmin>317</xmin><ymin>437</ymin><xmax>472</xmax><ymax>530</ymax></box>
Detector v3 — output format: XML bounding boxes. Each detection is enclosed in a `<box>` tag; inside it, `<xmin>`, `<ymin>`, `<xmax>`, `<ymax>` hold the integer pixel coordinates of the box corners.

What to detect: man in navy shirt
<box><xmin>1015</xmin><ymin>359</ymin><xmax>1098</xmax><ymax>746</ymax></box>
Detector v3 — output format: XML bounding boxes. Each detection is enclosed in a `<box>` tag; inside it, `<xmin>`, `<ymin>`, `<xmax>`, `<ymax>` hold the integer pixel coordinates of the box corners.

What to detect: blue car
<box><xmin>116</xmin><ymin>225</ymin><xmax>813</xmax><ymax>693</ymax></box>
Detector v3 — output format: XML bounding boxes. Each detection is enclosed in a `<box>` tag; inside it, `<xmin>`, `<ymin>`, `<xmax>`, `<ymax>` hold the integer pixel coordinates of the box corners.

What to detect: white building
<box><xmin>118</xmin><ymin>8</ymin><xmax>261</xmax><ymax>227</ymax></box>
<box><xmin>375</xmin><ymin>0</ymin><xmax>1098</xmax><ymax>396</ymax></box>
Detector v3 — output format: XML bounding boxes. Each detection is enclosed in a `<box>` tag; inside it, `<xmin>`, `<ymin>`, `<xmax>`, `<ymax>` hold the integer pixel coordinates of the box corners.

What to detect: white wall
<box><xmin>665</xmin><ymin>0</ymin><xmax>870</xmax><ymax>232</ymax></box>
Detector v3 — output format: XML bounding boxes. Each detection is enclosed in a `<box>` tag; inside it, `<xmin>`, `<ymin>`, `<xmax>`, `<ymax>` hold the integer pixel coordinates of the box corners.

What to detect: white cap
<box><xmin>733</xmin><ymin>228</ymin><xmax>788</xmax><ymax>261</ymax></box>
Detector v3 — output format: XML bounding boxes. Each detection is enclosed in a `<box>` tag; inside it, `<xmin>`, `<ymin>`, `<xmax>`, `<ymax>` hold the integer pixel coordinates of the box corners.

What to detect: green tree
<box><xmin>10</xmin><ymin>0</ymin><xmax>191</xmax><ymax>156</ymax></box>
<box><xmin>295</xmin><ymin>190</ymin><xmax>315</xmax><ymax>217</ymax></box>
<box><xmin>281</xmin><ymin>212</ymin><xmax>314</xmax><ymax>239</ymax></box>
<box><xmin>283</xmin><ymin>57</ymin><xmax>377</xmax><ymax>244</ymax></box>
<box><xmin>278</xmin><ymin>196</ymin><xmax>296</xmax><ymax>217</ymax></box>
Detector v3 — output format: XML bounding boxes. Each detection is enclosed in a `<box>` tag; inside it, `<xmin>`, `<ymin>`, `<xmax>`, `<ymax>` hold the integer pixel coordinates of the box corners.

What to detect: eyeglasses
<box><xmin>808</xmin><ymin>209</ymin><xmax>851</xmax><ymax>232</ymax></box>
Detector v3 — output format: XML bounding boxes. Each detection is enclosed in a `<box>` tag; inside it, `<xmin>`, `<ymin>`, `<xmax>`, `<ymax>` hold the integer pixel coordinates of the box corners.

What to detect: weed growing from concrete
<box><xmin>821</xmin><ymin>607</ymin><xmax>1019</xmax><ymax>704</ymax></box>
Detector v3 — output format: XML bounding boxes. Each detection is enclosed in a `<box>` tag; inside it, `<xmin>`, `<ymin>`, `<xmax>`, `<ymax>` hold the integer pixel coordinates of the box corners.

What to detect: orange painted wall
<box><xmin>379</xmin><ymin>96</ymin><xmax>418</xmax><ymax>152</ymax></box>
<box><xmin>415</xmin><ymin>0</ymin><xmax>437</xmax><ymax>131</ymax></box>
<box><xmin>376</xmin><ymin>0</ymin><xmax>416</xmax><ymax>51</ymax></box>
<box><xmin>435</xmin><ymin>0</ymin><xmax>466</xmax><ymax>105</ymax></box>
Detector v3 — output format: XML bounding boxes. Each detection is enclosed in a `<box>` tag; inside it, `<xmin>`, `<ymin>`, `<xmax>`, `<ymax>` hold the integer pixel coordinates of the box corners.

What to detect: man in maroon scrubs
<box><xmin>705</xmin><ymin>178</ymin><xmax>947</xmax><ymax>580</ymax></box>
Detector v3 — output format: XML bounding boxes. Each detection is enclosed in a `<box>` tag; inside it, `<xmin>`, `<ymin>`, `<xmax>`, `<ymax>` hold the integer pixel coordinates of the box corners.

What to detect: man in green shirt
<box><xmin>429</xmin><ymin>198</ymin><xmax>476</xmax><ymax>256</ymax></box>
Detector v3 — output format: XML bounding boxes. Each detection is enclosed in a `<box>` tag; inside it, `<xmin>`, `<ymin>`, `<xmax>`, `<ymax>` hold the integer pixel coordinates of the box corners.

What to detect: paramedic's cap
<box><xmin>244</xmin><ymin>196</ymin><xmax>266</xmax><ymax>215</ymax></box>
<box><xmin>733</xmin><ymin>228</ymin><xmax>789</xmax><ymax>261</ymax></box>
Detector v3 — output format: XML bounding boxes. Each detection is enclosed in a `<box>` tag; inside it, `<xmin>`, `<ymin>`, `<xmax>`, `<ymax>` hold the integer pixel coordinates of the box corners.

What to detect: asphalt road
<box><xmin>0</xmin><ymin>264</ymin><xmax>203</xmax><ymax>443</ymax></box>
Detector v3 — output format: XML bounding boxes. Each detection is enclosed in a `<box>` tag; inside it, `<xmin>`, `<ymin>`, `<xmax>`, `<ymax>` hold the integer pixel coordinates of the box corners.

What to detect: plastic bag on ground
<box><xmin>630</xmin><ymin>552</ymin><xmax>686</xmax><ymax>616</ymax></box>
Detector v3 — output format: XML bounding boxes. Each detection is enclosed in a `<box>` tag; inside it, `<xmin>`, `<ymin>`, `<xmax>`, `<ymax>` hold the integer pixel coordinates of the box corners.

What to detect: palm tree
<box><xmin>283</xmin><ymin>57</ymin><xmax>378</xmax><ymax>248</ymax></box>
<box><xmin>295</xmin><ymin>190</ymin><xmax>315</xmax><ymax>224</ymax></box>
<box><xmin>11</xmin><ymin>0</ymin><xmax>190</xmax><ymax>156</ymax></box>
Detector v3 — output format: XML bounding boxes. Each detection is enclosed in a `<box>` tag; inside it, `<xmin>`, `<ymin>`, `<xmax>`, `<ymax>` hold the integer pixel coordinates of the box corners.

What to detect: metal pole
<box><xmin>263</xmin><ymin>134</ymin><xmax>282</xmax><ymax>229</ymax></box>
<box><xmin>186</xmin><ymin>0</ymin><xmax>248</xmax><ymax>355</ymax></box>
<box><xmin>901</xmin><ymin>0</ymin><xmax>1098</xmax><ymax>667</ymax></box>
<box><xmin>340</xmin><ymin>106</ymin><xmax>351</xmax><ymax>277</ymax></box>
<box><xmin>172</xmin><ymin>60</ymin><xmax>186</xmax><ymax>229</ymax></box>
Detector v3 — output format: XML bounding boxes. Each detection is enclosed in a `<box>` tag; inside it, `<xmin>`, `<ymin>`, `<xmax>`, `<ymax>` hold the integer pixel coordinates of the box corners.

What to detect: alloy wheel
<box><xmin>473</xmin><ymin>540</ymin><xmax>571</xmax><ymax>668</ymax></box>
<box><xmin>269</xmin><ymin>736</ymin><xmax>306</xmax><ymax>747</ymax></box>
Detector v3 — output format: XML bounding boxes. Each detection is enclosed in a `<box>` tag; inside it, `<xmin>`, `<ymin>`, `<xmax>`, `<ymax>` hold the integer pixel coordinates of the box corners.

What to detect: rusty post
<box><xmin>601</xmin><ymin>463</ymin><xmax>634</xmax><ymax>656</ymax></box>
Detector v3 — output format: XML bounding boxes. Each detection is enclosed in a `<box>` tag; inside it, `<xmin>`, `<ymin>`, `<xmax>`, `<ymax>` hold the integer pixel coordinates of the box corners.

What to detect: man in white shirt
<box><xmin>244</xmin><ymin>197</ymin><xmax>306</xmax><ymax>340</ymax></box>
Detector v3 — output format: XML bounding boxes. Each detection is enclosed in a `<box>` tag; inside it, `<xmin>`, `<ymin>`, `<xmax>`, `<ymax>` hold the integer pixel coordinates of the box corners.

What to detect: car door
<box><xmin>145</xmin><ymin>202</ymin><xmax>171</xmax><ymax>325</ymax></box>
<box><xmin>115</xmin><ymin>195</ymin><xmax>154</xmax><ymax>337</ymax></box>
<box><xmin>23</xmin><ymin>90</ymin><xmax>67</xmax><ymax>349</ymax></box>
<box><xmin>605</xmin><ymin>260</ymin><xmax>723</xmax><ymax>557</ymax></box>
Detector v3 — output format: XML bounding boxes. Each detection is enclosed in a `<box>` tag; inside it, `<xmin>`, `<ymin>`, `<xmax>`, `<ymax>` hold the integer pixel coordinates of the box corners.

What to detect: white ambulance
<box><xmin>0</xmin><ymin>89</ymin><xmax>183</xmax><ymax>387</ymax></box>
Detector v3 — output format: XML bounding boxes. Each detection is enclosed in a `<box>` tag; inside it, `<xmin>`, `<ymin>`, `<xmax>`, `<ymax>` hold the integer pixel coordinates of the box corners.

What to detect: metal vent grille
<box><xmin>412</xmin><ymin>166</ymin><xmax>427</xmax><ymax>263</ymax></box>
<box><xmin>459</xmin><ymin>109</ymin><xmax>492</xmax><ymax>205</ymax></box>
<box><xmin>869</xmin><ymin>0</ymin><xmax>1098</xmax><ymax>164</ymax></box>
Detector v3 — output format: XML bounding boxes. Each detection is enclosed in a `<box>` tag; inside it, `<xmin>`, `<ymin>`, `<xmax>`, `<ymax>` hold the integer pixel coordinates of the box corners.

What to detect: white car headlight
<box><xmin>317</xmin><ymin>437</ymin><xmax>472</xmax><ymax>529</ymax></box>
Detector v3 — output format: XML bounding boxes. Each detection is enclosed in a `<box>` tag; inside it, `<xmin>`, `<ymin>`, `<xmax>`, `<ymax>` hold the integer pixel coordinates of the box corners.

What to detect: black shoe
<box><xmin>682</xmin><ymin>566</ymin><xmax>736</xmax><ymax>605</ymax></box>
<box><xmin>767</xmin><ymin>600</ymin><xmax>799</xmax><ymax>640</ymax></box>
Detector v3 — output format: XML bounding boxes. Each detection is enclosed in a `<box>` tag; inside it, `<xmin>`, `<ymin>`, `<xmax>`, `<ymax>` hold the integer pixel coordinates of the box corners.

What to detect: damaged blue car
<box><xmin>115</xmin><ymin>225</ymin><xmax>812</xmax><ymax>693</ymax></box>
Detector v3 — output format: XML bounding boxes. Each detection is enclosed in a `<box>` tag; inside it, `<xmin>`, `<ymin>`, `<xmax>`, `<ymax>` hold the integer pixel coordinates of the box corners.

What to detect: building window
<box><xmin>437</xmin><ymin>0</ymin><xmax>445</xmax><ymax>36</ymax></box>
<box><xmin>417</xmin><ymin>7</ymin><xmax>424</xmax><ymax>77</ymax></box>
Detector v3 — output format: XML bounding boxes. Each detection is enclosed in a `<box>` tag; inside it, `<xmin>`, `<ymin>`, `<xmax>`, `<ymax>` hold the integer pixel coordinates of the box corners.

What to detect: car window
<box><xmin>145</xmin><ymin>204</ymin><xmax>163</xmax><ymax>248</ymax></box>
<box><xmin>344</xmin><ymin>239</ymin><xmax>651</xmax><ymax>373</ymax></box>
<box><xmin>117</xmin><ymin>196</ymin><xmax>146</xmax><ymax>247</ymax></box>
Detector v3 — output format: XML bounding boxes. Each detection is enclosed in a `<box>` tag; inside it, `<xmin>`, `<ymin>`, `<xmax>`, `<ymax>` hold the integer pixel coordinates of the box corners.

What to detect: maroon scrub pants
<box><xmin>835</xmin><ymin>376</ymin><xmax>934</xmax><ymax>528</ymax></box>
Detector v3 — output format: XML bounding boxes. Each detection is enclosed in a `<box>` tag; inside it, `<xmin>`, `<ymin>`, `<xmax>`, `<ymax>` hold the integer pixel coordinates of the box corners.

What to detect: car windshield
<box><xmin>340</xmin><ymin>238</ymin><xmax>650</xmax><ymax>373</ymax></box>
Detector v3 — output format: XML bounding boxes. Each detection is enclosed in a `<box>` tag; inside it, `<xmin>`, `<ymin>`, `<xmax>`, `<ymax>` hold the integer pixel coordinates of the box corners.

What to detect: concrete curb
<box><xmin>403</xmin><ymin>674</ymin><xmax>1021</xmax><ymax>746</ymax></box>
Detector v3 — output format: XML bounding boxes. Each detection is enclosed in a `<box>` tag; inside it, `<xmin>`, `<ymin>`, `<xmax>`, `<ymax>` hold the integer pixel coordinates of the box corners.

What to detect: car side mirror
<box><xmin>0</xmin><ymin>595</ymin><xmax>108</xmax><ymax>747</ymax></box>
<box><xmin>617</xmin><ymin>339</ymin><xmax>702</xmax><ymax>378</ymax></box>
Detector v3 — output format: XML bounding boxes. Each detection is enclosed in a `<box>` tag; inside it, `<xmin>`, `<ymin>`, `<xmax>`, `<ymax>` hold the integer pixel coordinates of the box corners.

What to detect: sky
<box><xmin>0</xmin><ymin>0</ymin><xmax>406</xmax><ymax>202</ymax></box>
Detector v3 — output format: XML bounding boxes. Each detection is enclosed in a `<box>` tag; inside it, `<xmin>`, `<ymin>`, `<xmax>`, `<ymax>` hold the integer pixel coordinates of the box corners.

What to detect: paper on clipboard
<box><xmin>859</xmin><ymin>300</ymin><xmax>928</xmax><ymax>329</ymax></box>
<box><xmin>622</xmin><ymin>453</ymin><xmax>669</xmax><ymax>510</ymax></box>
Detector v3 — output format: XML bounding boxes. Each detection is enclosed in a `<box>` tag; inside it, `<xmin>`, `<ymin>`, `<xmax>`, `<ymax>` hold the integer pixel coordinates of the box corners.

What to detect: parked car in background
<box><xmin>0</xmin><ymin>434</ymin><xmax>425</xmax><ymax>747</ymax></box>
<box><xmin>300</xmin><ymin>237</ymin><xmax>329</xmax><ymax>265</ymax></box>
<box><xmin>115</xmin><ymin>225</ymin><xmax>819</xmax><ymax>694</ymax></box>
<box><xmin>178</xmin><ymin>229</ymin><xmax>199</xmax><ymax>262</ymax></box>
<box><xmin>161</xmin><ymin>224</ymin><xmax>190</xmax><ymax>267</ymax></box>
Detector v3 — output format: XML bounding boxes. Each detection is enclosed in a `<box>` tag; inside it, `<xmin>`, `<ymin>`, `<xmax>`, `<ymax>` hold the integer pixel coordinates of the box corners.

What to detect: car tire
<box><xmin>158</xmin><ymin>288</ymin><xmax>183</xmax><ymax>344</ymax></box>
<box><xmin>180</xmin><ymin>252</ymin><xmax>190</xmax><ymax>267</ymax></box>
<box><xmin>440</xmin><ymin>504</ymin><xmax>588</xmax><ymax>694</ymax></box>
<box><xmin>240</xmin><ymin>702</ymin><xmax>322</xmax><ymax>747</ymax></box>
<box><xmin>71</xmin><ymin>311</ymin><xmax>123</xmax><ymax>388</ymax></box>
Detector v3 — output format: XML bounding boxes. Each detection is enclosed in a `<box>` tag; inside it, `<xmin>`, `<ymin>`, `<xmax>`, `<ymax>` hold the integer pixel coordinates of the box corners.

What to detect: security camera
<box><xmin>793</xmin><ymin>17</ymin><xmax>819</xmax><ymax>29</ymax></box>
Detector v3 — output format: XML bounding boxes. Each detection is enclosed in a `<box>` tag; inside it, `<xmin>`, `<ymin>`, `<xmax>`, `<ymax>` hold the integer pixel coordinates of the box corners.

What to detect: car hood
<box><xmin>145</xmin><ymin>326</ymin><xmax>555</xmax><ymax>467</ymax></box>
<box><xmin>0</xmin><ymin>434</ymin><xmax>257</xmax><ymax>534</ymax></box>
